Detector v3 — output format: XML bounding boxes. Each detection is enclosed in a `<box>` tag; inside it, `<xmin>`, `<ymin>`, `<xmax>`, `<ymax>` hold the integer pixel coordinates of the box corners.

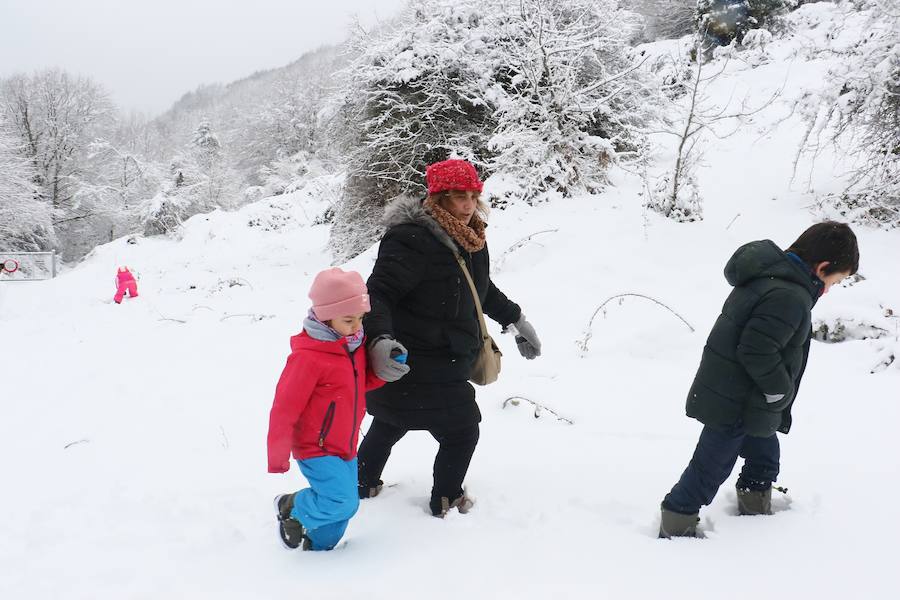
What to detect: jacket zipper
<box><xmin>318</xmin><ymin>402</ymin><xmax>336</xmax><ymax>448</ymax></box>
<box><xmin>344</xmin><ymin>346</ymin><xmax>360</xmax><ymax>454</ymax></box>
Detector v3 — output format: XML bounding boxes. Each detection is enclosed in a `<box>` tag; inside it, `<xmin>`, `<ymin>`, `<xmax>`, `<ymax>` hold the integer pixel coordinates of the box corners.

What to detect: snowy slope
<box><xmin>2</xmin><ymin>4</ymin><xmax>898</xmax><ymax>599</ymax></box>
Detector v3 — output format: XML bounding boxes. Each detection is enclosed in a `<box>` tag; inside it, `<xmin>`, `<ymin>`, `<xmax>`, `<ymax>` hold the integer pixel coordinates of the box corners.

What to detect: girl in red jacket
<box><xmin>267</xmin><ymin>268</ymin><xmax>385</xmax><ymax>551</ymax></box>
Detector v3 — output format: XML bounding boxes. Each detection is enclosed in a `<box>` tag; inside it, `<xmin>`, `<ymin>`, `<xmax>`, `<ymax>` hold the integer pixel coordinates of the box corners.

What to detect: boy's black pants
<box><xmin>357</xmin><ymin>418</ymin><xmax>480</xmax><ymax>513</ymax></box>
<box><xmin>662</xmin><ymin>423</ymin><xmax>780</xmax><ymax>515</ymax></box>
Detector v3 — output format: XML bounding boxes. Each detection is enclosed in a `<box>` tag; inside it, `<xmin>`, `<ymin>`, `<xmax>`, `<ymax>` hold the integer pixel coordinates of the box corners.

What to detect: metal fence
<box><xmin>0</xmin><ymin>252</ymin><xmax>57</xmax><ymax>281</ymax></box>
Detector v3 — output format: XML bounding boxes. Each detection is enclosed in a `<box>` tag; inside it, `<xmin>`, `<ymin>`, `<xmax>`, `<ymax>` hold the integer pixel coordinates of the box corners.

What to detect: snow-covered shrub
<box><xmin>813</xmin><ymin>317</ymin><xmax>891</xmax><ymax>343</ymax></box>
<box><xmin>647</xmin><ymin>51</ymin><xmax>695</xmax><ymax>100</ymax></box>
<box><xmin>820</xmin><ymin>320</ymin><xmax>899</xmax><ymax>373</ymax></box>
<box><xmin>258</xmin><ymin>151</ymin><xmax>315</xmax><ymax>197</ymax></box>
<box><xmin>246</xmin><ymin>203</ymin><xmax>295</xmax><ymax>232</ymax></box>
<box><xmin>798</xmin><ymin>1</ymin><xmax>900</xmax><ymax>227</ymax></box>
<box><xmin>648</xmin><ymin>168</ymin><xmax>703</xmax><ymax>222</ymax></box>
<box><xmin>742</xmin><ymin>28</ymin><xmax>773</xmax><ymax>49</ymax></box>
<box><xmin>813</xmin><ymin>309</ymin><xmax>899</xmax><ymax>374</ymax></box>
<box><xmin>741</xmin><ymin>28</ymin><xmax>774</xmax><ymax>65</ymax></box>
<box><xmin>821</xmin><ymin>187</ymin><xmax>900</xmax><ymax>229</ymax></box>
<box><xmin>140</xmin><ymin>192</ymin><xmax>189</xmax><ymax>236</ymax></box>
<box><xmin>243</xmin><ymin>186</ymin><xmax>266</xmax><ymax>203</ymax></box>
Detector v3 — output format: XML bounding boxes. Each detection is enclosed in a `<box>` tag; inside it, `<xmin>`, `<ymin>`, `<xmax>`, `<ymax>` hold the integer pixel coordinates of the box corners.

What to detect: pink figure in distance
<box><xmin>114</xmin><ymin>266</ymin><xmax>139</xmax><ymax>304</ymax></box>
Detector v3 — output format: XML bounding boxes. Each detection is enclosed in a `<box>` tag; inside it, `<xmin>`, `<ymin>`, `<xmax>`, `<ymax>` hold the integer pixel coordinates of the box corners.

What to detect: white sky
<box><xmin>0</xmin><ymin>0</ymin><xmax>408</xmax><ymax>116</ymax></box>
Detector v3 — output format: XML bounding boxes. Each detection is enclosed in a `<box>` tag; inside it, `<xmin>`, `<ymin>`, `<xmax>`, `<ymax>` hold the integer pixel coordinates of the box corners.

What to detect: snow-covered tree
<box><xmin>647</xmin><ymin>26</ymin><xmax>780</xmax><ymax>222</ymax></box>
<box><xmin>338</xmin><ymin>2</ymin><xmax>497</xmax><ymax>192</ymax></box>
<box><xmin>0</xmin><ymin>122</ymin><xmax>53</xmax><ymax>251</ymax></box>
<box><xmin>187</xmin><ymin>120</ymin><xmax>239</xmax><ymax>212</ymax></box>
<box><xmin>329</xmin><ymin>0</ymin><xmax>662</xmax><ymax>261</ymax></box>
<box><xmin>77</xmin><ymin>139</ymin><xmax>164</xmax><ymax>243</ymax></box>
<box><xmin>327</xmin><ymin>1</ymin><xmax>499</xmax><ymax>262</ymax></box>
<box><xmin>0</xmin><ymin>70</ymin><xmax>114</xmax><ymax>211</ymax></box>
<box><xmin>238</xmin><ymin>72</ymin><xmax>333</xmax><ymax>190</ymax></box>
<box><xmin>486</xmin><ymin>0</ymin><xmax>658</xmax><ymax>202</ymax></box>
<box><xmin>631</xmin><ymin>0</ymin><xmax>698</xmax><ymax>42</ymax></box>
<box><xmin>0</xmin><ymin>69</ymin><xmax>116</xmax><ymax>258</ymax></box>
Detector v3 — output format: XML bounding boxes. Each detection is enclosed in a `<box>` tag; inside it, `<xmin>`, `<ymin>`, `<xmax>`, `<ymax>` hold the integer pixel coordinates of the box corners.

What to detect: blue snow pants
<box><xmin>291</xmin><ymin>456</ymin><xmax>359</xmax><ymax>551</ymax></box>
<box><xmin>662</xmin><ymin>423</ymin><xmax>780</xmax><ymax>515</ymax></box>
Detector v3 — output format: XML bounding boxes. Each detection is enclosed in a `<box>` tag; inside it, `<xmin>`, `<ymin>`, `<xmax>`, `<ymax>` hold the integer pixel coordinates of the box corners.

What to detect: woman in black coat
<box><xmin>359</xmin><ymin>159</ymin><xmax>542</xmax><ymax>517</ymax></box>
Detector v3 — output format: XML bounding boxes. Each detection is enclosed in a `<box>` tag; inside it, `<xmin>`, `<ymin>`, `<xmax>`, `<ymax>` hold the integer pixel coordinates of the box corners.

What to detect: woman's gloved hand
<box><xmin>514</xmin><ymin>314</ymin><xmax>541</xmax><ymax>359</ymax></box>
<box><xmin>369</xmin><ymin>336</ymin><xmax>411</xmax><ymax>382</ymax></box>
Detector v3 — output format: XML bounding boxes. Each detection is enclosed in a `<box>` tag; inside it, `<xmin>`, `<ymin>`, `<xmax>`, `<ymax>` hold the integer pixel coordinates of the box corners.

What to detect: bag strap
<box><xmin>454</xmin><ymin>253</ymin><xmax>489</xmax><ymax>341</ymax></box>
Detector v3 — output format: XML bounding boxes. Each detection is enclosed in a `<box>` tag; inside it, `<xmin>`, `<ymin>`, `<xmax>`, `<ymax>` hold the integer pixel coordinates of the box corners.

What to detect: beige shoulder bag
<box><xmin>455</xmin><ymin>253</ymin><xmax>502</xmax><ymax>385</ymax></box>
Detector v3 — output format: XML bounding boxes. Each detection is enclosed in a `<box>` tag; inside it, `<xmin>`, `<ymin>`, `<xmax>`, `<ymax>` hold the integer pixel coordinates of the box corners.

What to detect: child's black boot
<box><xmin>274</xmin><ymin>493</ymin><xmax>312</xmax><ymax>550</ymax></box>
<box><xmin>736</xmin><ymin>485</ymin><xmax>772</xmax><ymax>516</ymax></box>
<box><xmin>358</xmin><ymin>480</ymin><xmax>384</xmax><ymax>499</ymax></box>
<box><xmin>431</xmin><ymin>491</ymin><xmax>474</xmax><ymax>518</ymax></box>
<box><xmin>659</xmin><ymin>505</ymin><xmax>702</xmax><ymax>538</ymax></box>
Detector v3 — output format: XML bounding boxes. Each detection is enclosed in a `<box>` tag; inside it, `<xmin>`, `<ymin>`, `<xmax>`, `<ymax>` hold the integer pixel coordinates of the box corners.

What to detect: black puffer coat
<box><xmin>685</xmin><ymin>240</ymin><xmax>823</xmax><ymax>437</ymax></box>
<box><xmin>364</xmin><ymin>196</ymin><xmax>521</xmax><ymax>430</ymax></box>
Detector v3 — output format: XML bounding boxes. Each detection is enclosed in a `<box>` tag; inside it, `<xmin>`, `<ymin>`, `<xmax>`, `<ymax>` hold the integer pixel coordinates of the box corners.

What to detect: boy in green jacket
<box><xmin>660</xmin><ymin>221</ymin><xmax>859</xmax><ymax>538</ymax></box>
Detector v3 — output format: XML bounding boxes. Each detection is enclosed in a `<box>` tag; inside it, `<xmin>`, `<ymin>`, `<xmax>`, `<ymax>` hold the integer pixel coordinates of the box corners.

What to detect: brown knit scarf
<box><xmin>423</xmin><ymin>197</ymin><xmax>486</xmax><ymax>253</ymax></box>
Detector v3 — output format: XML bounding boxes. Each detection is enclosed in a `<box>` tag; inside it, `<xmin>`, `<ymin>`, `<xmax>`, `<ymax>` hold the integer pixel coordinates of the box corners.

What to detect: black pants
<box><xmin>662</xmin><ymin>423</ymin><xmax>780</xmax><ymax>515</ymax></box>
<box><xmin>357</xmin><ymin>418</ymin><xmax>480</xmax><ymax>514</ymax></box>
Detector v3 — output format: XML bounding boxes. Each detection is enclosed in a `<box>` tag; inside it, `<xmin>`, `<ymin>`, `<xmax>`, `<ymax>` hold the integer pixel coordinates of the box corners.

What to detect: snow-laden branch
<box><xmin>577</xmin><ymin>293</ymin><xmax>695</xmax><ymax>354</ymax></box>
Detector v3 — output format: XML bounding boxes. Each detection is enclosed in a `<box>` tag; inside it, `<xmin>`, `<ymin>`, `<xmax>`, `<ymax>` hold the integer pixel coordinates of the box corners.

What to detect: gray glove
<box><xmin>368</xmin><ymin>336</ymin><xmax>411</xmax><ymax>382</ymax></box>
<box><xmin>514</xmin><ymin>314</ymin><xmax>541</xmax><ymax>360</ymax></box>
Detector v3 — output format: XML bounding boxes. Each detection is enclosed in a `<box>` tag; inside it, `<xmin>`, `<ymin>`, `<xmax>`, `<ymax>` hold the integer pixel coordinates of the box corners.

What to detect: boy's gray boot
<box><xmin>659</xmin><ymin>505</ymin><xmax>701</xmax><ymax>538</ymax></box>
<box><xmin>737</xmin><ymin>486</ymin><xmax>772</xmax><ymax>516</ymax></box>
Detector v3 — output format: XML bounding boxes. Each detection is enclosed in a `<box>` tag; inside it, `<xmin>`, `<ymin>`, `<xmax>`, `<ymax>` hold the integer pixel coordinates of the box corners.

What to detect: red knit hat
<box><xmin>425</xmin><ymin>159</ymin><xmax>483</xmax><ymax>195</ymax></box>
<box><xmin>308</xmin><ymin>268</ymin><xmax>370</xmax><ymax>321</ymax></box>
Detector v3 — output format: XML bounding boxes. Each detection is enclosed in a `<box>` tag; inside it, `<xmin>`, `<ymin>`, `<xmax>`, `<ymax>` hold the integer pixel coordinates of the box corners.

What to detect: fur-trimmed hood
<box><xmin>382</xmin><ymin>194</ymin><xmax>457</xmax><ymax>253</ymax></box>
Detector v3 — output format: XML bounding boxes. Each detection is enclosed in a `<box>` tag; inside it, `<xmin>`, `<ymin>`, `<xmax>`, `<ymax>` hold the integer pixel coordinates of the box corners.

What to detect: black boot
<box><xmin>431</xmin><ymin>491</ymin><xmax>474</xmax><ymax>518</ymax></box>
<box><xmin>274</xmin><ymin>494</ymin><xmax>311</xmax><ymax>550</ymax></box>
<box><xmin>358</xmin><ymin>480</ymin><xmax>384</xmax><ymax>499</ymax></box>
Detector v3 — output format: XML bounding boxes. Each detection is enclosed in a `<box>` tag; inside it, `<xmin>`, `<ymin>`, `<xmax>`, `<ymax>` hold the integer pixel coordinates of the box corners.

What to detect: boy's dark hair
<box><xmin>786</xmin><ymin>221</ymin><xmax>859</xmax><ymax>275</ymax></box>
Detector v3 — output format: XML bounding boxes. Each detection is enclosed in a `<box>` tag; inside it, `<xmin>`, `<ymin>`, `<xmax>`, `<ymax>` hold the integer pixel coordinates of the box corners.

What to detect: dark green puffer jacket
<box><xmin>685</xmin><ymin>240</ymin><xmax>823</xmax><ymax>437</ymax></box>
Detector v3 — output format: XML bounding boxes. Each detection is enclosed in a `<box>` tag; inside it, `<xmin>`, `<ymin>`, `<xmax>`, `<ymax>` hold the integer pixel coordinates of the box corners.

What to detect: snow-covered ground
<box><xmin>2</xmin><ymin>4</ymin><xmax>898</xmax><ymax>599</ymax></box>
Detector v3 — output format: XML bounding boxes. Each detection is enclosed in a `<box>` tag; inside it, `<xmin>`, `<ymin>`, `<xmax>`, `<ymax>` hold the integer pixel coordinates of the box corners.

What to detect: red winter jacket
<box><xmin>267</xmin><ymin>331</ymin><xmax>384</xmax><ymax>472</ymax></box>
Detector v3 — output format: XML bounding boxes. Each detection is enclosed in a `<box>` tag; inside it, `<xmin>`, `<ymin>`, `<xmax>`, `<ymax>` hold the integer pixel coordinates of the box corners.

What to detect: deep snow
<box><xmin>1</xmin><ymin>4</ymin><xmax>898</xmax><ymax>599</ymax></box>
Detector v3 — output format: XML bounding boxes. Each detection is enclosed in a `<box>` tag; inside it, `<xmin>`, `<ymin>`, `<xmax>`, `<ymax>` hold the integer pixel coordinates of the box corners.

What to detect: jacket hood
<box><xmin>725</xmin><ymin>240</ymin><xmax>821</xmax><ymax>298</ymax></box>
<box><xmin>290</xmin><ymin>331</ymin><xmax>355</xmax><ymax>355</ymax></box>
<box><xmin>382</xmin><ymin>194</ymin><xmax>457</xmax><ymax>253</ymax></box>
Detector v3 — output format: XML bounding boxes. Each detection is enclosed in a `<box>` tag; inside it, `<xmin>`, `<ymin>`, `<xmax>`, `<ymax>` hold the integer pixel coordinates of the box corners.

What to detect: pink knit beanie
<box><xmin>425</xmin><ymin>159</ymin><xmax>483</xmax><ymax>195</ymax></box>
<box><xmin>308</xmin><ymin>268</ymin><xmax>370</xmax><ymax>321</ymax></box>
